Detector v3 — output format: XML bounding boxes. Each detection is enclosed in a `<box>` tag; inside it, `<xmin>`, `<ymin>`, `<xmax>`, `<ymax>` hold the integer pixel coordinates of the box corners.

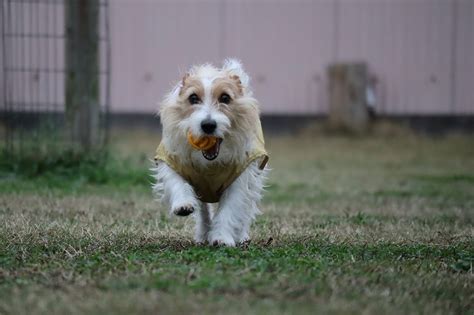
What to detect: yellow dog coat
<box><xmin>154</xmin><ymin>121</ymin><xmax>268</xmax><ymax>203</ymax></box>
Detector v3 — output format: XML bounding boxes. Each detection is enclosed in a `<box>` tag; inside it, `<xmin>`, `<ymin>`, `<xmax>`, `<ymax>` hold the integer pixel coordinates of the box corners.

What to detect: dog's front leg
<box><xmin>208</xmin><ymin>162</ymin><xmax>266</xmax><ymax>246</ymax></box>
<box><xmin>153</xmin><ymin>163</ymin><xmax>199</xmax><ymax>216</ymax></box>
<box><xmin>194</xmin><ymin>203</ymin><xmax>212</xmax><ymax>243</ymax></box>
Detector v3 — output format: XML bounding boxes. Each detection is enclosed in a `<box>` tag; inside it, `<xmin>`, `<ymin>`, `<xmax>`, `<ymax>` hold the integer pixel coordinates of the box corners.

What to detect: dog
<box><xmin>152</xmin><ymin>59</ymin><xmax>269</xmax><ymax>246</ymax></box>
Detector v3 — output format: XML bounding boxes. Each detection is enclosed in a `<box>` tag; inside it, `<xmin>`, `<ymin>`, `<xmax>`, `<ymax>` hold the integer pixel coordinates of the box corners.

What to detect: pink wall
<box><xmin>2</xmin><ymin>0</ymin><xmax>473</xmax><ymax>115</ymax></box>
<box><xmin>109</xmin><ymin>0</ymin><xmax>222</xmax><ymax>113</ymax></box>
<box><xmin>108</xmin><ymin>0</ymin><xmax>473</xmax><ymax>115</ymax></box>
<box><xmin>221</xmin><ymin>1</ymin><xmax>336</xmax><ymax>114</ymax></box>
<box><xmin>454</xmin><ymin>0</ymin><xmax>474</xmax><ymax>114</ymax></box>
<box><xmin>337</xmin><ymin>0</ymin><xmax>454</xmax><ymax>114</ymax></box>
<box><xmin>109</xmin><ymin>0</ymin><xmax>336</xmax><ymax>114</ymax></box>
<box><xmin>2</xmin><ymin>1</ymin><xmax>65</xmax><ymax>111</ymax></box>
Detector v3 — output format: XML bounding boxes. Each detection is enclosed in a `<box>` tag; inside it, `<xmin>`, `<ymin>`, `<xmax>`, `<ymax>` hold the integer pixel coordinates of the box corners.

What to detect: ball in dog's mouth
<box><xmin>202</xmin><ymin>138</ymin><xmax>223</xmax><ymax>161</ymax></box>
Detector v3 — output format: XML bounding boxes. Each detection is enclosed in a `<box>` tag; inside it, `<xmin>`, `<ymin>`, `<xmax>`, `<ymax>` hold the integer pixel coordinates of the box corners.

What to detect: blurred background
<box><xmin>1</xmin><ymin>0</ymin><xmax>473</xmax><ymax>157</ymax></box>
<box><xmin>0</xmin><ymin>3</ymin><xmax>473</xmax><ymax>312</ymax></box>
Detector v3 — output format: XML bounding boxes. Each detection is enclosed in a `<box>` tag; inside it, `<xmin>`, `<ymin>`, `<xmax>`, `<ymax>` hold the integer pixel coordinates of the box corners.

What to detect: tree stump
<box><xmin>328</xmin><ymin>63</ymin><xmax>369</xmax><ymax>133</ymax></box>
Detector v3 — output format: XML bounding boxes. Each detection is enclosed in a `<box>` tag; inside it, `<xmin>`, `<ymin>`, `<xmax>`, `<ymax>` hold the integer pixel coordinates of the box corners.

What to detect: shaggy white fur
<box><xmin>152</xmin><ymin>59</ymin><xmax>269</xmax><ymax>246</ymax></box>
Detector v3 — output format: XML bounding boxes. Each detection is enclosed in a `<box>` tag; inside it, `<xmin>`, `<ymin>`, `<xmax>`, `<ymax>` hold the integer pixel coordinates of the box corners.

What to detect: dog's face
<box><xmin>160</xmin><ymin>59</ymin><xmax>260</xmax><ymax>164</ymax></box>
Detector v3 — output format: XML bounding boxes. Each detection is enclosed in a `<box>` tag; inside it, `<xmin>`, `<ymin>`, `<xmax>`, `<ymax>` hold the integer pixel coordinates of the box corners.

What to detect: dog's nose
<box><xmin>201</xmin><ymin>119</ymin><xmax>217</xmax><ymax>134</ymax></box>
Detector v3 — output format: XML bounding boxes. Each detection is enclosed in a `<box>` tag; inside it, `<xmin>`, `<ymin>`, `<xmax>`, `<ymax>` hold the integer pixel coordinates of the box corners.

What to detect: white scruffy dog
<box><xmin>152</xmin><ymin>59</ymin><xmax>269</xmax><ymax>247</ymax></box>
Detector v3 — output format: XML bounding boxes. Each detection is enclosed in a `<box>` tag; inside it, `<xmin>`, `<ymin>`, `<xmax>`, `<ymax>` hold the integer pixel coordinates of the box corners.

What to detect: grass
<box><xmin>0</xmin><ymin>126</ymin><xmax>473</xmax><ymax>314</ymax></box>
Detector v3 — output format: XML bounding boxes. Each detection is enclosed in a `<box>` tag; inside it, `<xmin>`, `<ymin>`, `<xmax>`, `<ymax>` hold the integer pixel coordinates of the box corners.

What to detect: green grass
<box><xmin>0</xmin><ymin>128</ymin><xmax>473</xmax><ymax>314</ymax></box>
<box><xmin>0</xmin><ymin>149</ymin><xmax>150</xmax><ymax>194</ymax></box>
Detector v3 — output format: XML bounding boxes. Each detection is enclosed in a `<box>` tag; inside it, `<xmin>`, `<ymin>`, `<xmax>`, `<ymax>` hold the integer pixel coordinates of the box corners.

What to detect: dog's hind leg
<box><xmin>152</xmin><ymin>163</ymin><xmax>199</xmax><ymax>216</ymax></box>
<box><xmin>194</xmin><ymin>202</ymin><xmax>212</xmax><ymax>244</ymax></box>
<box><xmin>208</xmin><ymin>161</ymin><xmax>268</xmax><ymax>246</ymax></box>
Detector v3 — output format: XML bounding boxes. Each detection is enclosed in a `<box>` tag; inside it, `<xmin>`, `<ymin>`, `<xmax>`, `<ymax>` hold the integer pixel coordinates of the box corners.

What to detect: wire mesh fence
<box><xmin>1</xmin><ymin>0</ymin><xmax>110</xmax><ymax>156</ymax></box>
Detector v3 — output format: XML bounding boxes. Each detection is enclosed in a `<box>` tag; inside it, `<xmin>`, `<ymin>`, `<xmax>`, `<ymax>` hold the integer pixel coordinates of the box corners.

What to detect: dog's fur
<box><xmin>152</xmin><ymin>59</ymin><xmax>269</xmax><ymax>246</ymax></box>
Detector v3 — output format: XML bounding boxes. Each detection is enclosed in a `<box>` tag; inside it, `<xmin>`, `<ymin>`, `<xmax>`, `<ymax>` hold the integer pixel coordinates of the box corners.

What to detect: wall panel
<box><xmin>110</xmin><ymin>0</ymin><xmax>221</xmax><ymax>113</ymax></box>
<box><xmin>3</xmin><ymin>0</ymin><xmax>473</xmax><ymax>115</ymax></box>
<box><xmin>454</xmin><ymin>0</ymin><xmax>474</xmax><ymax>114</ymax></box>
<box><xmin>337</xmin><ymin>0</ymin><xmax>454</xmax><ymax>114</ymax></box>
<box><xmin>223</xmin><ymin>0</ymin><xmax>335</xmax><ymax>114</ymax></box>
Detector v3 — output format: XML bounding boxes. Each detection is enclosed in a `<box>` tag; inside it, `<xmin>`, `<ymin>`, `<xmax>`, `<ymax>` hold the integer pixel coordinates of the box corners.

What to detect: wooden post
<box><xmin>328</xmin><ymin>63</ymin><xmax>369</xmax><ymax>133</ymax></box>
<box><xmin>65</xmin><ymin>0</ymin><xmax>100</xmax><ymax>151</ymax></box>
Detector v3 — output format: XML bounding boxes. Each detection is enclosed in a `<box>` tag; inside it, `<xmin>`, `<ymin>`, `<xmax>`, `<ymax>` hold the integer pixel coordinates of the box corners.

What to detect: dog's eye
<box><xmin>188</xmin><ymin>93</ymin><xmax>201</xmax><ymax>105</ymax></box>
<box><xmin>218</xmin><ymin>93</ymin><xmax>231</xmax><ymax>104</ymax></box>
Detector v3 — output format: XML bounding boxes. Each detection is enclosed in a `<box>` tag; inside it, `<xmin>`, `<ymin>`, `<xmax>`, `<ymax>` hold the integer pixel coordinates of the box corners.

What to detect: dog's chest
<box><xmin>180</xmin><ymin>162</ymin><xmax>240</xmax><ymax>203</ymax></box>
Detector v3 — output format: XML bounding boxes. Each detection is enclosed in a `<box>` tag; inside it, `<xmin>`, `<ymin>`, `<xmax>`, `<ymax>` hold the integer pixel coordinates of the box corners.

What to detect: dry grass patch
<box><xmin>0</xmin><ymin>131</ymin><xmax>473</xmax><ymax>314</ymax></box>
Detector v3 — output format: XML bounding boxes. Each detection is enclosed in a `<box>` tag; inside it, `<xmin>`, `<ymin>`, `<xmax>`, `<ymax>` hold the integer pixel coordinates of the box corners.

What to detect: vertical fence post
<box><xmin>65</xmin><ymin>0</ymin><xmax>100</xmax><ymax>151</ymax></box>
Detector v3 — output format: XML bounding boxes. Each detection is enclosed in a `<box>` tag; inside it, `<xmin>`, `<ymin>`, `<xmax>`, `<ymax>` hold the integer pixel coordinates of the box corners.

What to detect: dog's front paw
<box><xmin>194</xmin><ymin>231</ymin><xmax>209</xmax><ymax>244</ymax></box>
<box><xmin>208</xmin><ymin>231</ymin><xmax>236</xmax><ymax>247</ymax></box>
<box><xmin>172</xmin><ymin>204</ymin><xmax>195</xmax><ymax>216</ymax></box>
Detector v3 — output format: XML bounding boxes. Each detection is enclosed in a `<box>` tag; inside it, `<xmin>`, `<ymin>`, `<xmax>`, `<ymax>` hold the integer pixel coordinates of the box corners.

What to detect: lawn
<box><xmin>0</xmin><ymin>126</ymin><xmax>473</xmax><ymax>314</ymax></box>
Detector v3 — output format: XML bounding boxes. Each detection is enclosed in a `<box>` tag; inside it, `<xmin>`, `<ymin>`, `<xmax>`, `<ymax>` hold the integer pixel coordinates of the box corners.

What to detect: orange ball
<box><xmin>187</xmin><ymin>132</ymin><xmax>218</xmax><ymax>151</ymax></box>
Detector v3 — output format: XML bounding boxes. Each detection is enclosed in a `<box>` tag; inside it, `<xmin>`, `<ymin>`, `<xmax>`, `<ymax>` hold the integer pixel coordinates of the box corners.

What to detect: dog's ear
<box><xmin>176</xmin><ymin>73</ymin><xmax>190</xmax><ymax>96</ymax></box>
<box><xmin>222</xmin><ymin>58</ymin><xmax>250</xmax><ymax>90</ymax></box>
<box><xmin>181</xmin><ymin>73</ymin><xmax>190</xmax><ymax>86</ymax></box>
<box><xmin>166</xmin><ymin>72</ymin><xmax>189</xmax><ymax>100</ymax></box>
